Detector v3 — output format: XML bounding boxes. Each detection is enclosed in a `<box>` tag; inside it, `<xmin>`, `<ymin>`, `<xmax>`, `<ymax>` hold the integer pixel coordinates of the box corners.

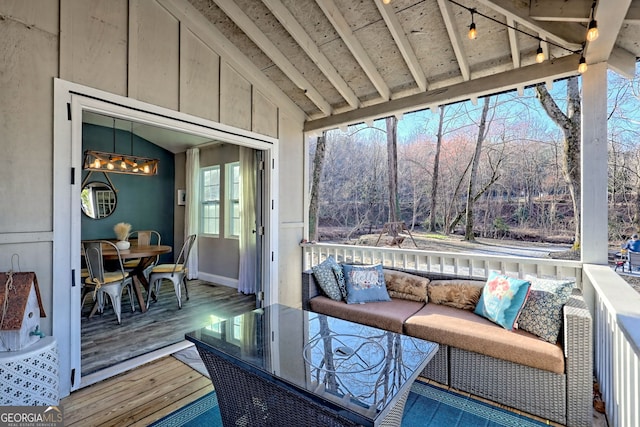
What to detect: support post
<box><xmin>580</xmin><ymin>62</ymin><xmax>608</xmax><ymax>265</ymax></box>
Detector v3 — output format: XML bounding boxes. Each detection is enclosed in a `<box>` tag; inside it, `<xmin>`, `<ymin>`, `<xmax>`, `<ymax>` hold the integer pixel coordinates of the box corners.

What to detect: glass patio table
<box><xmin>186</xmin><ymin>304</ymin><xmax>438</xmax><ymax>427</ymax></box>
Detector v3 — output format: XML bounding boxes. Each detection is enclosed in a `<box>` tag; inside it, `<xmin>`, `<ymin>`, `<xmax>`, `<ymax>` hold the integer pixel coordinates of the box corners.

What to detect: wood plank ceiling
<box><xmin>187</xmin><ymin>0</ymin><xmax>640</xmax><ymax>132</ymax></box>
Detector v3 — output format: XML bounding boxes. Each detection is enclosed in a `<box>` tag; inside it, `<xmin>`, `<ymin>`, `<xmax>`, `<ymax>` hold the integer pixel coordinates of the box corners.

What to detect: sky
<box><xmin>315</xmin><ymin>64</ymin><xmax>640</xmax><ymax>149</ymax></box>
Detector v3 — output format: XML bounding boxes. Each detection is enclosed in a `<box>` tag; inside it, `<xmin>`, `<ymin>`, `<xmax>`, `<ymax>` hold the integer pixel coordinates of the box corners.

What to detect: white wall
<box><xmin>1</xmin><ymin>0</ymin><xmax>306</xmax><ymax>397</ymax></box>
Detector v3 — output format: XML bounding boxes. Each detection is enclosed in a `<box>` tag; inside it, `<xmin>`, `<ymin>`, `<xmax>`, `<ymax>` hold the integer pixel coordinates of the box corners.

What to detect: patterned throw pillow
<box><xmin>331</xmin><ymin>263</ymin><xmax>348</xmax><ymax>299</ymax></box>
<box><xmin>311</xmin><ymin>256</ymin><xmax>343</xmax><ymax>301</ymax></box>
<box><xmin>474</xmin><ymin>272</ymin><xmax>531</xmax><ymax>330</ymax></box>
<box><xmin>516</xmin><ymin>277</ymin><xmax>575</xmax><ymax>343</ymax></box>
<box><xmin>343</xmin><ymin>264</ymin><xmax>391</xmax><ymax>304</ymax></box>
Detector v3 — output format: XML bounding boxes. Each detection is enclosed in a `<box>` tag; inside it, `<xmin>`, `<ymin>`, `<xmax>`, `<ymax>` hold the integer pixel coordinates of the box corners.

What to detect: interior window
<box><xmin>201</xmin><ymin>165</ymin><xmax>220</xmax><ymax>236</ymax></box>
<box><xmin>226</xmin><ymin>162</ymin><xmax>240</xmax><ymax>237</ymax></box>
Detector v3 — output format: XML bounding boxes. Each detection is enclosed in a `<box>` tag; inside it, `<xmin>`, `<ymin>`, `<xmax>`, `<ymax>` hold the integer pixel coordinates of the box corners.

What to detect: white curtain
<box><xmin>238</xmin><ymin>147</ymin><xmax>257</xmax><ymax>294</ymax></box>
<box><xmin>185</xmin><ymin>148</ymin><xmax>200</xmax><ymax>279</ymax></box>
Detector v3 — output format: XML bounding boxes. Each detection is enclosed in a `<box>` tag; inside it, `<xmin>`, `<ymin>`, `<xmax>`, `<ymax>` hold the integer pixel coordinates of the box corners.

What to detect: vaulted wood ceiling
<box><xmin>188</xmin><ymin>0</ymin><xmax>639</xmax><ymax>132</ymax></box>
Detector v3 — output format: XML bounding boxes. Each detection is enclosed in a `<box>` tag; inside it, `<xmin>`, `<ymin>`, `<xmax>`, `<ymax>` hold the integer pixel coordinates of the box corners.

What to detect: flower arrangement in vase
<box><xmin>114</xmin><ymin>222</ymin><xmax>132</xmax><ymax>250</ymax></box>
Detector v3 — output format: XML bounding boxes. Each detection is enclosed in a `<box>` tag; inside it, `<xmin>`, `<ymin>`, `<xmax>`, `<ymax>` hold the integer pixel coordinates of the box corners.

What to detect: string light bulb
<box><xmin>382</xmin><ymin>0</ymin><xmax>391</xmax><ymax>4</ymax></box>
<box><xmin>468</xmin><ymin>10</ymin><xmax>477</xmax><ymax>40</ymax></box>
<box><xmin>535</xmin><ymin>42</ymin><xmax>545</xmax><ymax>63</ymax></box>
<box><xmin>586</xmin><ymin>19</ymin><xmax>598</xmax><ymax>41</ymax></box>
<box><xmin>578</xmin><ymin>56</ymin><xmax>588</xmax><ymax>73</ymax></box>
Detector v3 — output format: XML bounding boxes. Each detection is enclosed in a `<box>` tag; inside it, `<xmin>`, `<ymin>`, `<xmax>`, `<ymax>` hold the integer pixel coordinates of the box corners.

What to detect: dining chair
<box><xmin>82</xmin><ymin>240</ymin><xmax>136</xmax><ymax>324</ymax></box>
<box><xmin>124</xmin><ymin>230</ymin><xmax>162</xmax><ymax>280</ymax></box>
<box><xmin>147</xmin><ymin>234</ymin><xmax>197</xmax><ymax>309</ymax></box>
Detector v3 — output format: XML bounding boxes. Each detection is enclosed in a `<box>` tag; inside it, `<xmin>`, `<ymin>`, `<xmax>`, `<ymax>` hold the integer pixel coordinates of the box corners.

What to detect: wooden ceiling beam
<box><xmin>506</xmin><ymin>17</ymin><xmax>521</xmax><ymax>69</ymax></box>
<box><xmin>315</xmin><ymin>0</ymin><xmax>390</xmax><ymax>101</ymax></box>
<box><xmin>437</xmin><ymin>0</ymin><xmax>471</xmax><ymax>80</ymax></box>
<box><xmin>157</xmin><ymin>0</ymin><xmax>305</xmax><ymax>122</ymax></box>
<box><xmin>261</xmin><ymin>0</ymin><xmax>359</xmax><ymax>109</ymax></box>
<box><xmin>477</xmin><ymin>0</ymin><xmax>584</xmax><ymax>49</ymax></box>
<box><xmin>530</xmin><ymin>0</ymin><xmax>640</xmax><ymax>23</ymax></box>
<box><xmin>375</xmin><ymin>0</ymin><xmax>428</xmax><ymax>91</ymax></box>
<box><xmin>212</xmin><ymin>0</ymin><xmax>332</xmax><ymax>116</ymax></box>
<box><xmin>583</xmin><ymin>0</ymin><xmax>634</xmax><ymax>77</ymax></box>
<box><xmin>304</xmin><ymin>54</ymin><xmax>580</xmax><ymax>132</ymax></box>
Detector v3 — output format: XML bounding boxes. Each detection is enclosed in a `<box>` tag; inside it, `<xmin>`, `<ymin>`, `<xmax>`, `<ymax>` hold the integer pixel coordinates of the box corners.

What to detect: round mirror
<box><xmin>81</xmin><ymin>181</ymin><xmax>117</xmax><ymax>219</ymax></box>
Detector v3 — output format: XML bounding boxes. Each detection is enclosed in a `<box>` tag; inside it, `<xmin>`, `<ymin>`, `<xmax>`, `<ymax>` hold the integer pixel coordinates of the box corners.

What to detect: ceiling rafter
<box><xmin>505</xmin><ymin>17</ymin><xmax>521</xmax><ymax>69</ymax></box>
<box><xmin>530</xmin><ymin>0</ymin><xmax>640</xmax><ymax>23</ymax></box>
<box><xmin>261</xmin><ymin>0</ymin><xmax>359</xmax><ymax>109</ymax></box>
<box><xmin>476</xmin><ymin>0</ymin><xmax>584</xmax><ymax>49</ymax></box>
<box><xmin>583</xmin><ymin>0</ymin><xmax>635</xmax><ymax>78</ymax></box>
<box><xmin>304</xmin><ymin>53</ymin><xmax>580</xmax><ymax>133</ymax></box>
<box><xmin>375</xmin><ymin>0</ymin><xmax>428</xmax><ymax>91</ymax></box>
<box><xmin>212</xmin><ymin>0</ymin><xmax>332</xmax><ymax>116</ymax></box>
<box><xmin>315</xmin><ymin>0</ymin><xmax>390</xmax><ymax>101</ymax></box>
<box><xmin>436</xmin><ymin>0</ymin><xmax>471</xmax><ymax>81</ymax></box>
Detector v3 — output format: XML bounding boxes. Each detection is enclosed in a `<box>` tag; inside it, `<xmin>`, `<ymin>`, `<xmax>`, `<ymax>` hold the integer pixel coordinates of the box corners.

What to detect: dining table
<box><xmin>101</xmin><ymin>244</ymin><xmax>172</xmax><ymax>313</ymax></box>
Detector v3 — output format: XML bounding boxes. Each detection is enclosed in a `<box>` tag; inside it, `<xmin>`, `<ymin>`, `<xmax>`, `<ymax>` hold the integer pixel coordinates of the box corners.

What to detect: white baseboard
<box><xmin>197</xmin><ymin>272</ymin><xmax>238</xmax><ymax>289</ymax></box>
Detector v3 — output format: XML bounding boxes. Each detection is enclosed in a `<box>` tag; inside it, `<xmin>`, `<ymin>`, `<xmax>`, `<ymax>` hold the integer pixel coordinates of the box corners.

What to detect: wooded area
<box><xmin>308</xmin><ymin>72</ymin><xmax>640</xmax><ymax>246</ymax></box>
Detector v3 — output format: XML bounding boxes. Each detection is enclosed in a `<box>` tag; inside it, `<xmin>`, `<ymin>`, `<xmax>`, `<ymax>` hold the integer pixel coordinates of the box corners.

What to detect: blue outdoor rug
<box><xmin>150</xmin><ymin>381</ymin><xmax>548</xmax><ymax>427</ymax></box>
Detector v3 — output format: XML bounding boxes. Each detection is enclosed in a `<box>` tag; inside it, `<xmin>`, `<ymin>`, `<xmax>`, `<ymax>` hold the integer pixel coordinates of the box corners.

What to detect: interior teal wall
<box><xmin>81</xmin><ymin>123</ymin><xmax>175</xmax><ymax>263</ymax></box>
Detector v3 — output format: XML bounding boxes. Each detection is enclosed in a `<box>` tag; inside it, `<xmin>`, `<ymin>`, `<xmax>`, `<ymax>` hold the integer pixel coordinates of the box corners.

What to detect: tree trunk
<box><xmin>535</xmin><ymin>77</ymin><xmax>581</xmax><ymax>249</ymax></box>
<box><xmin>386</xmin><ymin>116</ymin><xmax>399</xmax><ymax>223</ymax></box>
<box><xmin>464</xmin><ymin>97</ymin><xmax>491</xmax><ymax>241</ymax></box>
<box><xmin>309</xmin><ymin>131</ymin><xmax>326</xmax><ymax>241</ymax></box>
<box><xmin>428</xmin><ymin>107</ymin><xmax>444</xmax><ymax>231</ymax></box>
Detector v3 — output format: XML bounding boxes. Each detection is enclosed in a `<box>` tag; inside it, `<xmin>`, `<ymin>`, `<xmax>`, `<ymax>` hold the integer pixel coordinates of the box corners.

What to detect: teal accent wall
<box><xmin>81</xmin><ymin>123</ymin><xmax>175</xmax><ymax>263</ymax></box>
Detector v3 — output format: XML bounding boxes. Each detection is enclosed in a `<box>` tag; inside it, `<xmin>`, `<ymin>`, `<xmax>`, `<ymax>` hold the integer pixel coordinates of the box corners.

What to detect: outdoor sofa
<box><xmin>302</xmin><ymin>263</ymin><xmax>592</xmax><ymax>427</ymax></box>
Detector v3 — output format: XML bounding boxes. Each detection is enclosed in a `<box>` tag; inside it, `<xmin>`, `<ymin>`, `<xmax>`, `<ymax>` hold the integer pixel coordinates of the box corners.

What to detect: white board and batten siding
<box><xmin>2</xmin><ymin>0</ymin><xmax>307</xmax><ymax>398</ymax></box>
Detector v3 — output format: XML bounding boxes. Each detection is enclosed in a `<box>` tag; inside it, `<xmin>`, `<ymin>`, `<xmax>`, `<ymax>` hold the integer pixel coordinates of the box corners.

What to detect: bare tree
<box><xmin>535</xmin><ymin>77</ymin><xmax>581</xmax><ymax>249</ymax></box>
<box><xmin>309</xmin><ymin>131</ymin><xmax>327</xmax><ymax>241</ymax></box>
<box><xmin>386</xmin><ymin>116</ymin><xmax>399</xmax><ymax>223</ymax></box>
<box><xmin>464</xmin><ymin>97</ymin><xmax>491</xmax><ymax>241</ymax></box>
<box><xmin>428</xmin><ymin>107</ymin><xmax>445</xmax><ymax>231</ymax></box>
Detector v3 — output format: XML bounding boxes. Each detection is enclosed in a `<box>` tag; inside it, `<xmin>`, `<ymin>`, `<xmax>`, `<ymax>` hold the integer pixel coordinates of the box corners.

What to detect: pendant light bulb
<box><xmin>468</xmin><ymin>22</ymin><xmax>477</xmax><ymax>40</ymax></box>
<box><xmin>535</xmin><ymin>44</ymin><xmax>545</xmax><ymax>63</ymax></box>
<box><xmin>586</xmin><ymin>20</ymin><xmax>598</xmax><ymax>42</ymax></box>
<box><xmin>93</xmin><ymin>158</ymin><xmax>101</xmax><ymax>169</ymax></box>
<box><xmin>578</xmin><ymin>56</ymin><xmax>588</xmax><ymax>73</ymax></box>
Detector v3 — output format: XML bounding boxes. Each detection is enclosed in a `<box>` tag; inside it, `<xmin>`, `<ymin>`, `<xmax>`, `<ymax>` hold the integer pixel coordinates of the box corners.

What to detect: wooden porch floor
<box><xmin>61</xmin><ymin>355</ymin><xmax>211</xmax><ymax>426</ymax></box>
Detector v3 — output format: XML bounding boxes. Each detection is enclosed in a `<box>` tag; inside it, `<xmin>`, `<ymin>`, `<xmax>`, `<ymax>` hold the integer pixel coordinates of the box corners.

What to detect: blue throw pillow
<box><xmin>474</xmin><ymin>272</ymin><xmax>531</xmax><ymax>330</ymax></box>
<box><xmin>516</xmin><ymin>277</ymin><xmax>575</xmax><ymax>343</ymax></box>
<box><xmin>343</xmin><ymin>264</ymin><xmax>391</xmax><ymax>304</ymax></box>
<box><xmin>311</xmin><ymin>256</ymin><xmax>343</xmax><ymax>301</ymax></box>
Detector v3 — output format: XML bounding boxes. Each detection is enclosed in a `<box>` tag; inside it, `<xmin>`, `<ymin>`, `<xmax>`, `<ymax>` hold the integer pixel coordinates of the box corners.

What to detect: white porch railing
<box><xmin>582</xmin><ymin>264</ymin><xmax>640</xmax><ymax>427</ymax></box>
<box><xmin>301</xmin><ymin>243</ymin><xmax>640</xmax><ymax>427</ymax></box>
<box><xmin>302</xmin><ymin>243</ymin><xmax>583</xmax><ymax>286</ymax></box>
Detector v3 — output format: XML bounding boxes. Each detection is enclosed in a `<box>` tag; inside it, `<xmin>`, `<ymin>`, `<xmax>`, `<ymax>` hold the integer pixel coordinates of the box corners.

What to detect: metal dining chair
<box><xmin>124</xmin><ymin>230</ymin><xmax>162</xmax><ymax>281</ymax></box>
<box><xmin>82</xmin><ymin>240</ymin><xmax>136</xmax><ymax>324</ymax></box>
<box><xmin>147</xmin><ymin>234</ymin><xmax>197</xmax><ymax>309</ymax></box>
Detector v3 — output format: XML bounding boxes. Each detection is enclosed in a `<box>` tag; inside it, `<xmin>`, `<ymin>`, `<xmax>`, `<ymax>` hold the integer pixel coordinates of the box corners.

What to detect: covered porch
<box><xmin>2</xmin><ymin>0</ymin><xmax>639</xmax><ymax>425</ymax></box>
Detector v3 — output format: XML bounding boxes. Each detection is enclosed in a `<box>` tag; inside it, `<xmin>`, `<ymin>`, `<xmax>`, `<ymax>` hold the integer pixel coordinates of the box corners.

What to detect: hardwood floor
<box><xmin>61</xmin><ymin>355</ymin><xmax>211</xmax><ymax>426</ymax></box>
<box><xmin>81</xmin><ymin>279</ymin><xmax>256</xmax><ymax>375</ymax></box>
